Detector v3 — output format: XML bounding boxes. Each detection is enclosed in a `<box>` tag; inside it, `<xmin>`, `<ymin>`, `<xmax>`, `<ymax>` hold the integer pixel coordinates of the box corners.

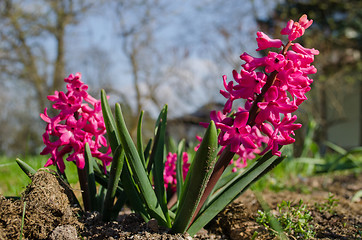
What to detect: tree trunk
<box><xmin>52</xmin><ymin>22</ymin><xmax>66</xmax><ymax>93</ymax></box>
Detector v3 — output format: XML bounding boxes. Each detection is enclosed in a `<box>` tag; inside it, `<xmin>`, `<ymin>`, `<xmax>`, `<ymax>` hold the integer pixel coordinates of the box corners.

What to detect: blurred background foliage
<box><xmin>0</xmin><ymin>0</ymin><xmax>360</xmax><ymax>162</ymax></box>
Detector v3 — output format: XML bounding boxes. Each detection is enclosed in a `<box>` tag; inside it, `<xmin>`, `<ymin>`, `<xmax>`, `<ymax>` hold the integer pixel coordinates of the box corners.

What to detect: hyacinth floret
<box><xmin>164</xmin><ymin>152</ymin><xmax>190</xmax><ymax>191</ymax></box>
<box><xmin>40</xmin><ymin>73</ymin><xmax>112</xmax><ymax>173</ymax></box>
<box><xmin>201</xmin><ymin>14</ymin><xmax>318</xmax><ymax>169</ymax></box>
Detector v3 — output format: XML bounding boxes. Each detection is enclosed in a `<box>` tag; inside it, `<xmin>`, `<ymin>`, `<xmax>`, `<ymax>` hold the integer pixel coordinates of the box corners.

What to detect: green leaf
<box><xmin>176</xmin><ymin>139</ymin><xmax>186</xmax><ymax>200</ymax></box>
<box><xmin>114</xmin><ymin>103</ymin><xmax>167</xmax><ymax>226</ymax></box>
<box><xmin>77</xmin><ymin>166</ymin><xmax>91</xmax><ymax>211</ymax></box>
<box><xmin>84</xmin><ymin>143</ymin><xmax>98</xmax><ymax>211</ymax></box>
<box><xmin>112</xmin><ymin>190</ymin><xmax>128</xmax><ymax>219</ymax></box>
<box><xmin>167</xmin><ymin>137</ymin><xmax>177</xmax><ymax>153</ymax></box>
<box><xmin>144</xmin><ymin>138</ymin><xmax>153</xmax><ymax>172</ymax></box>
<box><xmin>97</xmin><ymin>185</ymin><xmax>106</xmax><ymax>210</ymax></box>
<box><xmin>101</xmin><ymin>89</ymin><xmax>147</xmax><ymax>219</ymax></box>
<box><xmin>187</xmin><ymin>151</ymin><xmax>285</xmax><ymax>236</ymax></box>
<box><xmin>101</xmin><ymin>89</ymin><xmax>121</xmax><ymax>153</ymax></box>
<box><xmin>137</xmin><ymin>111</ymin><xmax>146</xmax><ymax>169</ymax></box>
<box><xmin>197</xmin><ymin>164</ymin><xmax>239</xmax><ymax>215</ymax></box>
<box><xmin>102</xmin><ymin>144</ymin><xmax>125</xmax><ymax>221</ymax></box>
<box><xmin>16</xmin><ymin>158</ymin><xmax>36</xmax><ymax>177</ymax></box>
<box><xmin>171</xmin><ymin>121</ymin><xmax>218</xmax><ymax>233</ymax></box>
<box><xmin>325</xmin><ymin>141</ymin><xmax>347</xmax><ymax>155</ymax></box>
<box><xmin>149</xmin><ymin>105</ymin><xmax>170</xmax><ymax>226</ymax></box>
<box><xmin>121</xmin><ymin>166</ymin><xmax>150</xmax><ymax>221</ymax></box>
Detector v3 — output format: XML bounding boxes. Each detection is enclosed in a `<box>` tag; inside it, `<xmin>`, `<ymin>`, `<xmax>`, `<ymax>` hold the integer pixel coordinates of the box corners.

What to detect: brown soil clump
<box><xmin>0</xmin><ymin>170</ymin><xmax>81</xmax><ymax>239</ymax></box>
<box><xmin>0</xmin><ymin>196</ymin><xmax>22</xmax><ymax>239</ymax></box>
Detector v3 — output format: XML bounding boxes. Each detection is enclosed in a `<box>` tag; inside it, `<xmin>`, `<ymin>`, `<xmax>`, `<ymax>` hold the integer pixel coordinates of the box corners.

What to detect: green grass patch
<box><xmin>0</xmin><ymin>155</ymin><xmax>78</xmax><ymax>197</ymax></box>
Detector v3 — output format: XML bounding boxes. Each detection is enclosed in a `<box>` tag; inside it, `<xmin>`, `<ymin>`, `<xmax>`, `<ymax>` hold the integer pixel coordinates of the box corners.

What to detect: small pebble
<box><xmin>147</xmin><ymin>218</ymin><xmax>159</xmax><ymax>232</ymax></box>
<box><xmin>49</xmin><ymin>225</ymin><xmax>78</xmax><ymax>240</ymax></box>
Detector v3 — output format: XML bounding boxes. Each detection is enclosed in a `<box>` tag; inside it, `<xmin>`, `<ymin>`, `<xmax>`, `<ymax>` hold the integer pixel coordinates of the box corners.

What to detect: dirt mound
<box><xmin>0</xmin><ymin>170</ymin><xmax>81</xmax><ymax>239</ymax></box>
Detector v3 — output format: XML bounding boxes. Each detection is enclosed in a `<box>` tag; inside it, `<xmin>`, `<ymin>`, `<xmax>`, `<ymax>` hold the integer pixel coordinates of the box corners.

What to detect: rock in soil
<box><xmin>49</xmin><ymin>225</ymin><xmax>79</xmax><ymax>240</ymax></box>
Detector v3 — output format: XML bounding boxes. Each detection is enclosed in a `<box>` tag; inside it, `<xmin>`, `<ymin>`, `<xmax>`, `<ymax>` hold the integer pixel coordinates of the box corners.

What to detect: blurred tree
<box><xmin>113</xmin><ymin>0</ymin><xmax>204</xmax><ymax>135</ymax></box>
<box><xmin>0</xmin><ymin>0</ymin><xmax>98</xmax><ymax>154</ymax></box>
<box><xmin>259</xmin><ymin>0</ymin><xmax>362</xmax><ymax>150</ymax></box>
<box><xmin>0</xmin><ymin>0</ymin><xmax>96</xmax><ymax>112</ymax></box>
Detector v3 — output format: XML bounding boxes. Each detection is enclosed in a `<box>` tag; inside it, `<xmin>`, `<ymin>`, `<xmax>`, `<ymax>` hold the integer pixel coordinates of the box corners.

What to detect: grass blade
<box><xmin>19</xmin><ymin>201</ymin><xmax>26</xmax><ymax>240</ymax></box>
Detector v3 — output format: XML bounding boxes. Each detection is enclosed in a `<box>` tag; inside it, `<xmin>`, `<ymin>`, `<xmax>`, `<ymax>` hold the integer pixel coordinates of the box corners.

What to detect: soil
<box><xmin>0</xmin><ymin>170</ymin><xmax>361</xmax><ymax>240</ymax></box>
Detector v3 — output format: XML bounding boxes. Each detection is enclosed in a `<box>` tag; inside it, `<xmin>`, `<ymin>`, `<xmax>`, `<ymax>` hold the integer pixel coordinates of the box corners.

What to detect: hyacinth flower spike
<box><xmin>186</xmin><ymin>14</ymin><xmax>318</xmax><ymax>234</ymax></box>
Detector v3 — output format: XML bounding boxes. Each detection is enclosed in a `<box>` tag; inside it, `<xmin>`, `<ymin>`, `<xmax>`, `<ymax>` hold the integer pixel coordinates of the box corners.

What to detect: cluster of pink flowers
<box><xmin>202</xmin><ymin>14</ymin><xmax>319</xmax><ymax>169</ymax></box>
<box><xmin>40</xmin><ymin>73</ymin><xmax>112</xmax><ymax>173</ymax></box>
<box><xmin>164</xmin><ymin>152</ymin><xmax>190</xmax><ymax>191</ymax></box>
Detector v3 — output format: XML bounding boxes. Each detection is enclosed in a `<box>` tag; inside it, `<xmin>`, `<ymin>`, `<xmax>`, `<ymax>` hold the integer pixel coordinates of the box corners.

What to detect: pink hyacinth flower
<box><xmin>256</xmin><ymin>32</ymin><xmax>283</xmax><ymax>51</ymax></box>
<box><xmin>281</xmin><ymin>14</ymin><xmax>313</xmax><ymax>41</ymax></box>
<box><xmin>164</xmin><ymin>152</ymin><xmax>190</xmax><ymax>192</ymax></box>
<box><xmin>40</xmin><ymin>73</ymin><xmax>111</xmax><ymax>173</ymax></box>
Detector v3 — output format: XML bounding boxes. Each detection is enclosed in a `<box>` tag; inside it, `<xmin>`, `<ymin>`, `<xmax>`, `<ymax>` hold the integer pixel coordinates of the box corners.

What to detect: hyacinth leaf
<box><xmin>144</xmin><ymin>138</ymin><xmax>152</xmax><ymax>172</ymax></box>
<box><xmin>167</xmin><ymin>137</ymin><xmax>177</xmax><ymax>153</ymax></box>
<box><xmin>84</xmin><ymin>143</ymin><xmax>98</xmax><ymax>211</ymax></box>
<box><xmin>101</xmin><ymin>89</ymin><xmax>147</xmax><ymax>219</ymax></box>
<box><xmin>171</xmin><ymin>121</ymin><xmax>218</xmax><ymax>234</ymax></box>
<box><xmin>114</xmin><ymin>103</ymin><xmax>168</xmax><ymax>226</ymax></box>
<box><xmin>187</xmin><ymin>151</ymin><xmax>285</xmax><ymax>236</ymax></box>
<box><xmin>210</xmin><ymin>165</ymin><xmax>238</xmax><ymax>195</ymax></box>
<box><xmin>16</xmin><ymin>158</ymin><xmax>36</xmax><ymax>177</ymax></box>
<box><xmin>97</xmin><ymin>185</ymin><xmax>106</xmax><ymax>208</ymax></box>
<box><xmin>90</xmin><ymin>156</ymin><xmax>102</xmax><ymax>174</ymax></box>
<box><xmin>199</xmin><ymin>164</ymin><xmax>238</xmax><ymax>214</ymax></box>
<box><xmin>112</xmin><ymin>190</ymin><xmax>128</xmax><ymax>219</ymax></box>
<box><xmin>101</xmin><ymin>89</ymin><xmax>121</xmax><ymax>152</ymax></box>
<box><xmin>122</xmin><ymin>166</ymin><xmax>151</xmax><ymax>221</ymax></box>
<box><xmin>77</xmin><ymin>166</ymin><xmax>91</xmax><ymax>211</ymax></box>
<box><xmin>102</xmin><ymin>144</ymin><xmax>125</xmax><ymax>221</ymax></box>
<box><xmin>149</xmin><ymin>105</ymin><xmax>170</xmax><ymax>225</ymax></box>
<box><xmin>176</xmin><ymin>139</ymin><xmax>186</xmax><ymax>199</ymax></box>
<box><xmin>94</xmin><ymin>172</ymin><xmax>124</xmax><ymax>194</ymax></box>
<box><xmin>146</xmin><ymin>107</ymin><xmax>165</xmax><ymax>173</ymax></box>
<box><xmin>137</xmin><ymin>111</ymin><xmax>146</xmax><ymax>169</ymax></box>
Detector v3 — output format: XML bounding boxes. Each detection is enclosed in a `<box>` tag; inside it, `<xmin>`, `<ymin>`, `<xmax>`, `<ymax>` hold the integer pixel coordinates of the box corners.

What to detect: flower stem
<box><xmin>247</xmin><ymin>40</ymin><xmax>292</xmax><ymax>126</ymax></box>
